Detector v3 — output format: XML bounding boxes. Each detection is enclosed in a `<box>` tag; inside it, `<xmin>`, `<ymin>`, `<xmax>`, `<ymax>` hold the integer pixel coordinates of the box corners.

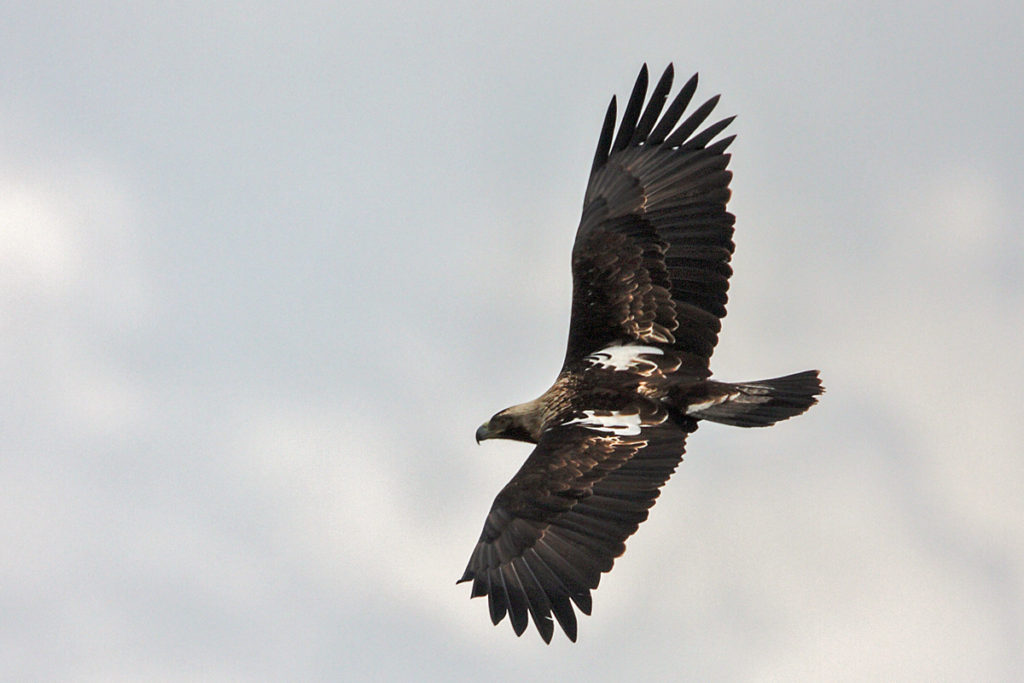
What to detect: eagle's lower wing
<box><xmin>564</xmin><ymin>64</ymin><xmax>736</xmax><ymax>369</ymax></box>
<box><xmin>458</xmin><ymin>402</ymin><xmax>695</xmax><ymax>642</ymax></box>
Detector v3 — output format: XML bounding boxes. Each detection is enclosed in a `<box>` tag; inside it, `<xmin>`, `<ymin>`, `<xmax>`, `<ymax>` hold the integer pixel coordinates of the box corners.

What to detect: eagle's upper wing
<box><xmin>564</xmin><ymin>64</ymin><xmax>736</xmax><ymax>370</ymax></box>
<box><xmin>458</xmin><ymin>400</ymin><xmax>695</xmax><ymax>642</ymax></box>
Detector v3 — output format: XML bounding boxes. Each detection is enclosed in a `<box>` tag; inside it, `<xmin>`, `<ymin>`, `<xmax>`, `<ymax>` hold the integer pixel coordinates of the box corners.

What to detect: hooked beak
<box><xmin>475</xmin><ymin>422</ymin><xmax>491</xmax><ymax>444</ymax></box>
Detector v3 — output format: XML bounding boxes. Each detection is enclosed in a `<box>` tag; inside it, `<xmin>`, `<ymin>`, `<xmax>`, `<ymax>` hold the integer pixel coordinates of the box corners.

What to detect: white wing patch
<box><xmin>563</xmin><ymin>410</ymin><xmax>651</xmax><ymax>436</ymax></box>
<box><xmin>585</xmin><ymin>344</ymin><xmax>664</xmax><ymax>372</ymax></box>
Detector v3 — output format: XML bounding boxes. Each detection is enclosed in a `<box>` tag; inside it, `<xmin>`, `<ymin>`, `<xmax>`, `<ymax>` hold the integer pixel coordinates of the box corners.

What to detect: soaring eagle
<box><xmin>460</xmin><ymin>64</ymin><xmax>822</xmax><ymax>643</ymax></box>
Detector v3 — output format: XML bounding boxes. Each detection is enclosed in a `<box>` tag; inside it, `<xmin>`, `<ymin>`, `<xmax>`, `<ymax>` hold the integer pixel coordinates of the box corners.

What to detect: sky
<box><xmin>2</xmin><ymin>2</ymin><xmax>1022</xmax><ymax>680</ymax></box>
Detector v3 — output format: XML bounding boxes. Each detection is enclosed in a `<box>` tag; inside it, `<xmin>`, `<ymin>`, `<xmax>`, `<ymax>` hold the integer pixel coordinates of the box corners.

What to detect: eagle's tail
<box><xmin>682</xmin><ymin>370</ymin><xmax>823</xmax><ymax>428</ymax></box>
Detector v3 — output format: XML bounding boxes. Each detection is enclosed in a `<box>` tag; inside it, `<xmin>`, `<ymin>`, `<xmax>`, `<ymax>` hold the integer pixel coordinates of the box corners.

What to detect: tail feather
<box><xmin>685</xmin><ymin>370</ymin><xmax>823</xmax><ymax>427</ymax></box>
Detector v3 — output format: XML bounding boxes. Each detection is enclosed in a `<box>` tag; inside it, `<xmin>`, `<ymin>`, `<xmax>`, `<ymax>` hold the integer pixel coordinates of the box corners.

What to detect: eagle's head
<box><xmin>476</xmin><ymin>404</ymin><xmax>542</xmax><ymax>445</ymax></box>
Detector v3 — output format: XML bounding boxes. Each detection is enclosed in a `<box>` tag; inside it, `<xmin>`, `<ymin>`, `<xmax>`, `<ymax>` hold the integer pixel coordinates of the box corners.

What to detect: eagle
<box><xmin>460</xmin><ymin>64</ymin><xmax>823</xmax><ymax>643</ymax></box>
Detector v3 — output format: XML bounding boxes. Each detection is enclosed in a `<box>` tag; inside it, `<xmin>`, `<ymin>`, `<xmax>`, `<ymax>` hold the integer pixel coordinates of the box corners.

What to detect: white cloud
<box><xmin>228</xmin><ymin>400</ymin><xmax>479</xmax><ymax>630</ymax></box>
<box><xmin>0</xmin><ymin>163</ymin><xmax>147</xmax><ymax>437</ymax></box>
<box><xmin>0</xmin><ymin>165</ymin><xmax>143</xmax><ymax>310</ymax></box>
<box><xmin>0</xmin><ymin>180</ymin><xmax>79</xmax><ymax>292</ymax></box>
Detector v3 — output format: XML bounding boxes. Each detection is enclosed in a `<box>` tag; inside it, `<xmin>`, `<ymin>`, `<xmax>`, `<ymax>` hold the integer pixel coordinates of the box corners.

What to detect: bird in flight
<box><xmin>460</xmin><ymin>64</ymin><xmax>823</xmax><ymax>643</ymax></box>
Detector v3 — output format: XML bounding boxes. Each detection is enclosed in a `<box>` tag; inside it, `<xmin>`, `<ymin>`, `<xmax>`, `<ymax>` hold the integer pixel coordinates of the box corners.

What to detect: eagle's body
<box><xmin>461</xmin><ymin>65</ymin><xmax>823</xmax><ymax>643</ymax></box>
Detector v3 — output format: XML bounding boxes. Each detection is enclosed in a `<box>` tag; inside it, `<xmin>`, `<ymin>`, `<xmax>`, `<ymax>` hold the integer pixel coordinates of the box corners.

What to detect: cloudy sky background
<box><xmin>3</xmin><ymin>2</ymin><xmax>1022</xmax><ymax>680</ymax></box>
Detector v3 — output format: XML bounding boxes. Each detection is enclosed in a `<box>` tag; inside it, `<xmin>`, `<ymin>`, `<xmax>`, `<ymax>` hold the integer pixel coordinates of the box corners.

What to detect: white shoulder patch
<box><xmin>585</xmin><ymin>344</ymin><xmax>663</xmax><ymax>372</ymax></box>
<box><xmin>563</xmin><ymin>410</ymin><xmax>646</xmax><ymax>436</ymax></box>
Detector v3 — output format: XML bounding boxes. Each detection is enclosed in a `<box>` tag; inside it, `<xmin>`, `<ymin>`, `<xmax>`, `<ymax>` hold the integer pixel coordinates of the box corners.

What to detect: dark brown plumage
<box><xmin>462</xmin><ymin>64</ymin><xmax>823</xmax><ymax>643</ymax></box>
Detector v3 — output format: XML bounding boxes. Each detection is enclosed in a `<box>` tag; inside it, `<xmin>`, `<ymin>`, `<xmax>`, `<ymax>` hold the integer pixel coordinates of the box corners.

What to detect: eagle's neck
<box><xmin>503</xmin><ymin>375</ymin><xmax>578</xmax><ymax>441</ymax></box>
<box><xmin>501</xmin><ymin>397</ymin><xmax>548</xmax><ymax>442</ymax></box>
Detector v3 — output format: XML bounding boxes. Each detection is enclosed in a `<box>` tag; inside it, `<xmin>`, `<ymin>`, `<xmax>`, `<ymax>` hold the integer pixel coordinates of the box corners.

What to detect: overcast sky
<box><xmin>2</xmin><ymin>2</ymin><xmax>1022</xmax><ymax>680</ymax></box>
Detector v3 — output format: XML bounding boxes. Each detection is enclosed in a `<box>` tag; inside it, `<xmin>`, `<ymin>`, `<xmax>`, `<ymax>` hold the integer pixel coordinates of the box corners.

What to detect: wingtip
<box><xmin>537</xmin><ymin>616</ymin><xmax>555</xmax><ymax>644</ymax></box>
<box><xmin>488</xmin><ymin>593</ymin><xmax>507</xmax><ymax>626</ymax></box>
<box><xmin>457</xmin><ymin>560</ymin><xmax>475</xmax><ymax>584</ymax></box>
<box><xmin>572</xmin><ymin>590</ymin><xmax>593</xmax><ymax>615</ymax></box>
<box><xmin>606</xmin><ymin>94</ymin><xmax>617</xmax><ymax>124</ymax></box>
<box><xmin>590</xmin><ymin>95</ymin><xmax>618</xmax><ymax>175</ymax></box>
